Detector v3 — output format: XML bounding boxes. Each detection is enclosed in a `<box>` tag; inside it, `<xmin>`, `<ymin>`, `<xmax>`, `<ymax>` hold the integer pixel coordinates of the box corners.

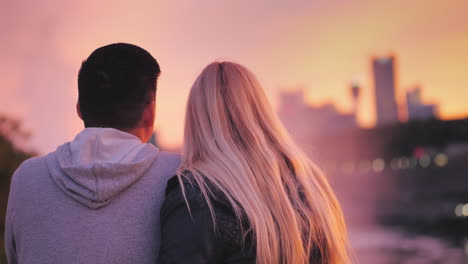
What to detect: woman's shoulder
<box><xmin>160</xmin><ymin>174</ymin><xmax>256</xmax><ymax>263</ymax></box>
<box><xmin>164</xmin><ymin>173</ymin><xmax>231</xmax><ymax>209</ymax></box>
<box><xmin>163</xmin><ymin>174</ymin><xmax>253</xmax><ymax>247</ymax></box>
<box><xmin>165</xmin><ymin>174</ymin><xmax>205</xmax><ymax>204</ymax></box>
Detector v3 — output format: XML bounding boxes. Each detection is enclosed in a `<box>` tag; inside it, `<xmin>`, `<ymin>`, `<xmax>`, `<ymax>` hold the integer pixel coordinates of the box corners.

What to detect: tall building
<box><xmin>372</xmin><ymin>56</ymin><xmax>399</xmax><ymax>126</ymax></box>
<box><xmin>350</xmin><ymin>81</ymin><xmax>361</xmax><ymax>125</ymax></box>
<box><xmin>406</xmin><ymin>86</ymin><xmax>437</xmax><ymax>121</ymax></box>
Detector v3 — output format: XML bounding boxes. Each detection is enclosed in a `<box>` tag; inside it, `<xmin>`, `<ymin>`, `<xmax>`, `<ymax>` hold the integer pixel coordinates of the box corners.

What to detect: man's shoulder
<box><xmin>157</xmin><ymin>151</ymin><xmax>181</xmax><ymax>162</ymax></box>
<box><xmin>12</xmin><ymin>155</ymin><xmax>48</xmax><ymax>179</ymax></box>
<box><xmin>9</xmin><ymin>155</ymin><xmax>51</xmax><ymax>198</ymax></box>
<box><xmin>145</xmin><ymin>151</ymin><xmax>180</xmax><ymax>180</ymax></box>
<box><xmin>155</xmin><ymin>151</ymin><xmax>181</xmax><ymax>169</ymax></box>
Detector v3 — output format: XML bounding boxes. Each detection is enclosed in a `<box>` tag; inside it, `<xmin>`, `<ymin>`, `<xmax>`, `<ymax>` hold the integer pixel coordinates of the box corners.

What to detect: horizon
<box><xmin>1</xmin><ymin>0</ymin><xmax>468</xmax><ymax>154</ymax></box>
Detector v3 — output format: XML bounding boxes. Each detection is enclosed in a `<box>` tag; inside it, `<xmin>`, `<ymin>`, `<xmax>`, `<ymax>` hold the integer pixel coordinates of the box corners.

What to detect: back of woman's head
<box><xmin>181</xmin><ymin>61</ymin><xmax>351</xmax><ymax>264</ymax></box>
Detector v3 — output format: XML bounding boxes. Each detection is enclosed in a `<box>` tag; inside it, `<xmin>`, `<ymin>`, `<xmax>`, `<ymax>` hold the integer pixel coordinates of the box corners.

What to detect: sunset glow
<box><xmin>1</xmin><ymin>0</ymin><xmax>467</xmax><ymax>153</ymax></box>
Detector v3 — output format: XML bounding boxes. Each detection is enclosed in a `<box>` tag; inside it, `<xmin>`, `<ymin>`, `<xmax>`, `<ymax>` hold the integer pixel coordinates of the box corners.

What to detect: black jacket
<box><xmin>158</xmin><ymin>176</ymin><xmax>256</xmax><ymax>264</ymax></box>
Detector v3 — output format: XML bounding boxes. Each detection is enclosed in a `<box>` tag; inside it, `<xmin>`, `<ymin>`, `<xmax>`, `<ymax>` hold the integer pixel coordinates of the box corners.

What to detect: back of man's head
<box><xmin>78</xmin><ymin>43</ymin><xmax>160</xmax><ymax>130</ymax></box>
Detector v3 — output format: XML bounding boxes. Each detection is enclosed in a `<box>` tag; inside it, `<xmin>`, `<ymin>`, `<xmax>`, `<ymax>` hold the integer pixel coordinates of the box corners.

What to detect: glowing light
<box><xmin>413</xmin><ymin>147</ymin><xmax>425</xmax><ymax>159</ymax></box>
<box><xmin>409</xmin><ymin>157</ymin><xmax>418</xmax><ymax>168</ymax></box>
<box><xmin>419</xmin><ymin>155</ymin><xmax>431</xmax><ymax>168</ymax></box>
<box><xmin>401</xmin><ymin>157</ymin><xmax>410</xmax><ymax>169</ymax></box>
<box><xmin>372</xmin><ymin>158</ymin><xmax>385</xmax><ymax>172</ymax></box>
<box><xmin>463</xmin><ymin>204</ymin><xmax>468</xmax><ymax>217</ymax></box>
<box><xmin>455</xmin><ymin>203</ymin><xmax>464</xmax><ymax>217</ymax></box>
<box><xmin>434</xmin><ymin>153</ymin><xmax>448</xmax><ymax>167</ymax></box>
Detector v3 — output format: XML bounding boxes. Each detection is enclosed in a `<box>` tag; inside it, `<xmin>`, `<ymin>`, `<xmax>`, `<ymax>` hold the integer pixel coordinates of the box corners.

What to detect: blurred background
<box><xmin>1</xmin><ymin>0</ymin><xmax>467</xmax><ymax>263</ymax></box>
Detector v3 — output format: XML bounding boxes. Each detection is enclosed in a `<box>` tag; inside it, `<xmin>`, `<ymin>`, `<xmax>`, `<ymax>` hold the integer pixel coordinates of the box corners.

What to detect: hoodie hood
<box><xmin>46</xmin><ymin>128</ymin><xmax>159</xmax><ymax>209</ymax></box>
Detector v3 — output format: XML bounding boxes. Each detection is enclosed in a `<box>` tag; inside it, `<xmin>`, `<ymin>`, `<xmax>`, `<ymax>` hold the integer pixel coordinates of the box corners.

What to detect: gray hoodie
<box><xmin>5</xmin><ymin>128</ymin><xmax>180</xmax><ymax>264</ymax></box>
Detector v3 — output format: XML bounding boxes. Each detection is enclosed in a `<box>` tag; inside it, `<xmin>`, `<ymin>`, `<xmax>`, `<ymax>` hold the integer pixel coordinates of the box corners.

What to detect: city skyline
<box><xmin>283</xmin><ymin>54</ymin><xmax>441</xmax><ymax>130</ymax></box>
<box><xmin>1</xmin><ymin>0</ymin><xmax>468</xmax><ymax>153</ymax></box>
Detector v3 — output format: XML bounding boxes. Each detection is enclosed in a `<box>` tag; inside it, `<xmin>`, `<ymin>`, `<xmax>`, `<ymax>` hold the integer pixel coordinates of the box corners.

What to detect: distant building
<box><xmin>372</xmin><ymin>56</ymin><xmax>399</xmax><ymax>126</ymax></box>
<box><xmin>406</xmin><ymin>87</ymin><xmax>437</xmax><ymax>121</ymax></box>
<box><xmin>306</xmin><ymin>103</ymin><xmax>356</xmax><ymax>136</ymax></box>
<box><xmin>278</xmin><ymin>89</ymin><xmax>357</xmax><ymax>143</ymax></box>
<box><xmin>278</xmin><ymin>90</ymin><xmax>311</xmax><ymax>142</ymax></box>
<box><xmin>350</xmin><ymin>82</ymin><xmax>361</xmax><ymax>125</ymax></box>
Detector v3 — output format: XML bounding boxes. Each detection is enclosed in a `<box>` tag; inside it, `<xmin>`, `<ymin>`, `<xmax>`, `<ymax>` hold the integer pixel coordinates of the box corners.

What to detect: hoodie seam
<box><xmin>92</xmin><ymin>129</ymin><xmax>101</xmax><ymax>202</ymax></box>
<box><xmin>119</xmin><ymin>141</ymin><xmax>149</xmax><ymax>161</ymax></box>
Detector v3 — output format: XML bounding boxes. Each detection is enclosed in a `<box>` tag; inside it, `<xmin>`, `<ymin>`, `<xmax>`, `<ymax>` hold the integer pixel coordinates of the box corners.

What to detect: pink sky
<box><xmin>1</xmin><ymin>0</ymin><xmax>467</xmax><ymax>153</ymax></box>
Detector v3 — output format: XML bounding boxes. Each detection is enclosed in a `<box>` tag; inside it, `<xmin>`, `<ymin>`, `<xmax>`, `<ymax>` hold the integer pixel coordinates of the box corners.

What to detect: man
<box><xmin>5</xmin><ymin>43</ymin><xmax>180</xmax><ymax>264</ymax></box>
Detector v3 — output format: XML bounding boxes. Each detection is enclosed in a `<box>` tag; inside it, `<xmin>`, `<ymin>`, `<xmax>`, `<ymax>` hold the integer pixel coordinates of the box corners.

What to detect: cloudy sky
<box><xmin>1</xmin><ymin>0</ymin><xmax>467</xmax><ymax>153</ymax></box>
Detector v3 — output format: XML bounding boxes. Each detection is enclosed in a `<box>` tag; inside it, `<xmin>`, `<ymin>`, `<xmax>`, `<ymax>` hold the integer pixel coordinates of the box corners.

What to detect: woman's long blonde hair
<box><xmin>178</xmin><ymin>61</ymin><xmax>351</xmax><ymax>264</ymax></box>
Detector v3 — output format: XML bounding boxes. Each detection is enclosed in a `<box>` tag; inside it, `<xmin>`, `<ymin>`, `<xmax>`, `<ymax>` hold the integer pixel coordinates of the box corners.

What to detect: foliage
<box><xmin>0</xmin><ymin>115</ymin><xmax>34</xmax><ymax>264</ymax></box>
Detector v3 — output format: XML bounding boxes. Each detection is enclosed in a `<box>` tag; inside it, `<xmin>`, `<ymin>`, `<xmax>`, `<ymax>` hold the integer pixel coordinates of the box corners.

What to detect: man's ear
<box><xmin>76</xmin><ymin>101</ymin><xmax>83</xmax><ymax>120</ymax></box>
<box><xmin>142</xmin><ymin>99</ymin><xmax>156</xmax><ymax>128</ymax></box>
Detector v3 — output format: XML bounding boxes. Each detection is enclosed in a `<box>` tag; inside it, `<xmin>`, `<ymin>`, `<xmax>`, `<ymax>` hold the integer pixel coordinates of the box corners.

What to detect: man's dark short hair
<box><xmin>78</xmin><ymin>43</ymin><xmax>160</xmax><ymax>130</ymax></box>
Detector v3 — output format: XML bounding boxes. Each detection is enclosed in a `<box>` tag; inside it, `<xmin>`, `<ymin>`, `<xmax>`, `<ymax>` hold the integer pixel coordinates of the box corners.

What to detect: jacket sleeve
<box><xmin>5</xmin><ymin>209</ymin><xmax>17</xmax><ymax>264</ymax></box>
<box><xmin>5</xmin><ymin>167</ymin><xmax>22</xmax><ymax>264</ymax></box>
<box><xmin>158</xmin><ymin>177</ymin><xmax>225</xmax><ymax>264</ymax></box>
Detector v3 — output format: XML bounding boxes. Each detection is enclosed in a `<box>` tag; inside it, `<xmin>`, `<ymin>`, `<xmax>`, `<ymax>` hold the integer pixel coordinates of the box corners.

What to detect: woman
<box><xmin>158</xmin><ymin>62</ymin><xmax>351</xmax><ymax>264</ymax></box>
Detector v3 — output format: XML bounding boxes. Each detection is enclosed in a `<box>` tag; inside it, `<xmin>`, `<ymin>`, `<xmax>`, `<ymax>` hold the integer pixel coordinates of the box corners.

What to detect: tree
<box><xmin>0</xmin><ymin>115</ymin><xmax>34</xmax><ymax>264</ymax></box>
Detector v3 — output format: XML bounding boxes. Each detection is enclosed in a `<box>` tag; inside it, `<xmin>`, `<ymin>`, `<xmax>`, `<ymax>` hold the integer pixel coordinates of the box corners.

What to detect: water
<box><xmin>349</xmin><ymin>225</ymin><xmax>466</xmax><ymax>263</ymax></box>
<box><xmin>326</xmin><ymin>154</ymin><xmax>468</xmax><ymax>263</ymax></box>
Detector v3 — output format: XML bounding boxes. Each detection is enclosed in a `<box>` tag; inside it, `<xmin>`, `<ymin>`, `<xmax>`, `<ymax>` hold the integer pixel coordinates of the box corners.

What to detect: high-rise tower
<box><xmin>372</xmin><ymin>56</ymin><xmax>399</xmax><ymax>126</ymax></box>
<box><xmin>350</xmin><ymin>81</ymin><xmax>361</xmax><ymax>125</ymax></box>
